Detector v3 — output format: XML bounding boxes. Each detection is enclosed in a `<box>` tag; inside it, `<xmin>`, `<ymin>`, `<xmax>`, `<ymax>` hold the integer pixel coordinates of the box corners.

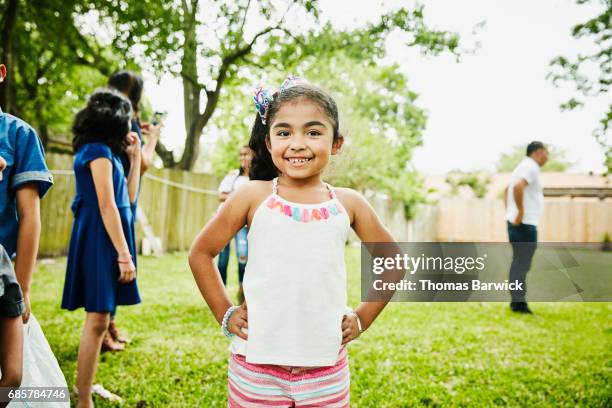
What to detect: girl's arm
<box><xmin>90</xmin><ymin>158</ymin><xmax>136</xmax><ymax>283</ymax></box>
<box><xmin>338</xmin><ymin>189</ymin><xmax>398</xmax><ymax>344</ymax></box>
<box><xmin>126</xmin><ymin>132</ymin><xmax>142</xmax><ymax>203</ymax></box>
<box><xmin>14</xmin><ymin>185</ymin><xmax>41</xmax><ymax>323</ymax></box>
<box><xmin>140</xmin><ymin>124</ymin><xmax>161</xmax><ymax>174</ymax></box>
<box><xmin>189</xmin><ymin>183</ymin><xmax>254</xmax><ymax>336</ymax></box>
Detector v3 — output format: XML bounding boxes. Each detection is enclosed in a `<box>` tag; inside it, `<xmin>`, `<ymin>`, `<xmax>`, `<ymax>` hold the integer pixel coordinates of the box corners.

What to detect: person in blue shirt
<box><xmin>0</xmin><ymin>63</ymin><xmax>53</xmax><ymax>325</ymax></box>
<box><xmin>0</xmin><ymin>152</ymin><xmax>25</xmax><ymax>397</ymax></box>
<box><xmin>61</xmin><ymin>89</ymin><xmax>141</xmax><ymax>405</ymax></box>
<box><xmin>0</xmin><ymin>61</ymin><xmax>53</xmax><ymax>405</ymax></box>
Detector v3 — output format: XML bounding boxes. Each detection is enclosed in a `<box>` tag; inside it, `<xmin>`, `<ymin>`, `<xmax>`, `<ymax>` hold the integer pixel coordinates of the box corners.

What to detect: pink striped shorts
<box><xmin>228</xmin><ymin>347</ymin><xmax>350</xmax><ymax>407</ymax></box>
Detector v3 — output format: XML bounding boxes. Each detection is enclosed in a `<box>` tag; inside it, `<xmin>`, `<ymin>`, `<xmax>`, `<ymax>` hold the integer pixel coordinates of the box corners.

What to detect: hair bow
<box><xmin>253</xmin><ymin>74</ymin><xmax>305</xmax><ymax>125</ymax></box>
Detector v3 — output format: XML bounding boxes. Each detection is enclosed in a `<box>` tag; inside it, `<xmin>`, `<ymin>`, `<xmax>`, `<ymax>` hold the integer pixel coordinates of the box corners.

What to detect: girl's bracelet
<box><xmin>221</xmin><ymin>305</ymin><xmax>239</xmax><ymax>338</ymax></box>
<box><xmin>117</xmin><ymin>255</ymin><xmax>132</xmax><ymax>264</ymax></box>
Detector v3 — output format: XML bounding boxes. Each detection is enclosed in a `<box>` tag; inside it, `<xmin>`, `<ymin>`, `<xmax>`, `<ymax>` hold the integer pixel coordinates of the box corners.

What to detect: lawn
<box><xmin>31</xmin><ymin>247</ymin><xmax>611</xmax><ymax>407</ymax></box>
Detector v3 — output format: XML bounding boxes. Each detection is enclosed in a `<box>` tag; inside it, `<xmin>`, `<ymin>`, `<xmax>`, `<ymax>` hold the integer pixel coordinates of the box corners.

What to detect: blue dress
<box><xmin>61</xmin><ymin>143</ymin><xmax>140</xmax><ymax>312</ymax></box>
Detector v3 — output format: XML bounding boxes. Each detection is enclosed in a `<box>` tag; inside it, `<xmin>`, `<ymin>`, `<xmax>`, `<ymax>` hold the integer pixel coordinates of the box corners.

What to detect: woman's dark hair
<box><xmin>107</xmin><ymin>70</ymin><xmax>143</xmax><ymax>114</ymax></box>
<box><xmin>248</xmin><ymin>84</ymin><xmax>340</xmax><ymax>180</ymax></box>
<box><xmin>72</xmin><ymin>89</ymin><xmax>132</xmax><ymax>154</ymax></box>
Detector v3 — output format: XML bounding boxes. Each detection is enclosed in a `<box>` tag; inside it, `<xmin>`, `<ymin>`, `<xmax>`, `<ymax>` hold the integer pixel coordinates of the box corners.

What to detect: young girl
<box><xmin>189</xmin><ymin>77</ymin><xmax>394</xmax><ymax>407</ymax></box>
<box><xmin>61</xmin><ymin>89</ymin><xmax>141</xmax><ymax>407</ymax></box>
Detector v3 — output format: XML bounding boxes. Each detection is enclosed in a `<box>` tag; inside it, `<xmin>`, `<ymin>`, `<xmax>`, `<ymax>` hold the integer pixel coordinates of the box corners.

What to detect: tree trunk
<box><xmin>177</xmin><ymin>0</ymin><xmax>200</xmax><ymax>170</ymax></box>
<box><xmin>0</xmin><ymin>0</ymin><xmax>19</xmax><ymax>112</ymax></box>
<box><xmin>155</xmin><ymin>142</ymin><xmax>177</xmax><ymax>168</ymax></box>
<box><xmin>34</xmin><ymin>100</ymin><xmax>49</xmax><ymax>147</ymax></box>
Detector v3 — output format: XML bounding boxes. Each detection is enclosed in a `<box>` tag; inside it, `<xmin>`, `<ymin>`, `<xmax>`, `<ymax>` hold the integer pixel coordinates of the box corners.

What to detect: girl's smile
<box><xmin>285</xmin><ymin>156</ymin><xmax>312</xmax><ymax>167</ymax></box>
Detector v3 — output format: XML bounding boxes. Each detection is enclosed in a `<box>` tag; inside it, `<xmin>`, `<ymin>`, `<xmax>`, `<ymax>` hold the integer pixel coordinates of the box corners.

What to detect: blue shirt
<box><xmin>0</xmin><ymin>108</ymin><xmax>53</xmax><ymax>256</ymax></box>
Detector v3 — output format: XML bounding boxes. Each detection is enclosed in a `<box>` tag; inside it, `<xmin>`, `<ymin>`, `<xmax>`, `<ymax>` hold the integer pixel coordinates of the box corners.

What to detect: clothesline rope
<box><xmin>49</xmin><ymin>170</ymin><xmax>218</xmax><ymax>196</ymax></box>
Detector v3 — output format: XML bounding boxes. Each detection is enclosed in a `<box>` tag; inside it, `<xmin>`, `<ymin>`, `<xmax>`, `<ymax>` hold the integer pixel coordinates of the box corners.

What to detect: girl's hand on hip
<box><xmin>118</xmin><ymin>260</ymin><xmax>136</xmax><ymax>283</ymax></box>
<box><xmin>341</xmin><ymin>313</ymin><xmax>361</xmax><ymax>345</ymax></box>
<box><xmin>229</xmin><ymin>302</ymin><xmax>248</xmax><ymax>340</ymax></box>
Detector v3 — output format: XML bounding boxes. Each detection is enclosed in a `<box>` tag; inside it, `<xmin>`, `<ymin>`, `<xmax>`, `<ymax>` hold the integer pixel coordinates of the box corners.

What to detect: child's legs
<box><xmin>76</xmin><ymin>312</ymin><xmax>110</xmax><ymax>400</ymax></box>
<box><xmin>0</xmin><ymin>315</ymin><xmax>23</xmax><ymax>390</ymax></box>
<box><xmin>235</xmin><ymin>227</ymin><xmax>248</xmax><ymax>283</ymax></box>
<box><xmin>217</xmin><ymin>244</ymin><xmax>231</xmax><ymax>285</ymax></box>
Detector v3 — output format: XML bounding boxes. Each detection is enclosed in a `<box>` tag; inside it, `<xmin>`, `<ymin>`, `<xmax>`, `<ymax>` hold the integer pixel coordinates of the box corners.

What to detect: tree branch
<box><xmin>216</xmin><ymin>25</ymin><xmax>279</xmax><ymax>90</ymax></box>
<box><xmin>155</xmin><ymin>140</ymin><xmax>177</xmax><ymax>168</ymax></box>
<box><xmin>237</xmin><ymin>0</ymin><xmax>252</xmax><ymax>43</ymax></box>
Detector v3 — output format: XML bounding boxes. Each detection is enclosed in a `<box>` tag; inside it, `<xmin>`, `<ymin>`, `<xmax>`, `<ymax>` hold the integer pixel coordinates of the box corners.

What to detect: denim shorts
<box><xmin>0</xmin><ymin>244</ymin><xmax>24</xmax><ymax>318</ymax></box>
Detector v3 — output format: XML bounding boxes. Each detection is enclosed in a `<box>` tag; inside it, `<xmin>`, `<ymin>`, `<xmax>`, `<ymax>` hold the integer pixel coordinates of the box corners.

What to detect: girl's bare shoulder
<box><xmin>332</xmin><ymin>187</ymin><xmax>369</xmax><ymax>224</ymax></box>
<box><xmin>240</xmin><ymin>180</ymin><xmax>273</xmax><ymax>196</ymax></box>
<box><xmin>334</xmin><ymin>187</ymin><xmax>366</xmax><ymax>204</ymax></box>
<box><xmin>232</xmin><ymin>180</ymin><xmax>274</xmax><ymax>217</ymax></box>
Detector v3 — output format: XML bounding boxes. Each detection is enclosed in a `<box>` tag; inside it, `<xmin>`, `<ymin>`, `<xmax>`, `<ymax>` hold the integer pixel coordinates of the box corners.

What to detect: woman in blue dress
<box><xmin>61</xmin><ymin>89</ymin><xmax>141</xmax><ymax>407</ymax></box>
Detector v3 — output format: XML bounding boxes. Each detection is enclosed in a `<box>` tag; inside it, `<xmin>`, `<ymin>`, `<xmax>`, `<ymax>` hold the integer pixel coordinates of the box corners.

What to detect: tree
<box><xmin>0</xmin><ymin>0</ymin><xmax>123</xmax><ymax>149</ymax></box>
<box><xmin>548</xmin><ymin>0</ymin><xmax>611</xmax><ymax>173</ymax></box>
<box><xmin>496</xmin><ymin>144</ymin><xmax>575</xmax><ymax>172</ymax></box>
<box><xmin>445</xmin><ymin>171</ymin><xmax>491</xmax><ymax>198</ymax></box>
<box><xmin>97</xmin><ymin>1</ymin><xmax>460</xmax><ymax>170</ymax></box>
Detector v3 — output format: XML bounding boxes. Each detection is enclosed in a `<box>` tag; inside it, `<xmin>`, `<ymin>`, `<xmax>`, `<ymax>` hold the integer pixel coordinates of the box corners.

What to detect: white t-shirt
<box><xmin>505</xmin><ymin>157</ymin><xmax>543</xmax><ymax>226</ymax></box>
<box><xmin>218</xmin><ymin>170</ymin><xmax>249</xmax><ymax>194</ymax></box>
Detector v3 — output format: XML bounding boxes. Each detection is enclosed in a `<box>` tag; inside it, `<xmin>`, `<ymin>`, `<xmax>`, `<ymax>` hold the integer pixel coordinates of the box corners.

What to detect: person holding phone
<box><xmin>105</xmin><ymin>70</ymin><xmax>162</xmax><ymax>350</ymax></box>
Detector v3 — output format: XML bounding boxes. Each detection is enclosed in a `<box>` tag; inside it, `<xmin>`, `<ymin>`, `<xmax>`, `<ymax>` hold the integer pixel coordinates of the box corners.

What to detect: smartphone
<box><xmin>151</xmin><ymin>111</ymin><xmax>167</xmax><ymax>125</ymax></box>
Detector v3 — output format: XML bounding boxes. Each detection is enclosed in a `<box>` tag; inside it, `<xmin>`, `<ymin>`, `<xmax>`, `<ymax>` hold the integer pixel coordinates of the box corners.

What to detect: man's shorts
<box><xmin>0</xmin><ymin>244</ymin><xmax>24</xmax><ymax>318</ymax></box>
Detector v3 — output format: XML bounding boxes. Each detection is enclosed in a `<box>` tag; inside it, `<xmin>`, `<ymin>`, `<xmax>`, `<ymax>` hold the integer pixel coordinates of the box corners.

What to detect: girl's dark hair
<box><xmin>248</xmin><ymin>84</ymin><xmax>340</xmax><ymax>180</ymax></box>
<box><xmin>107</xmin><ymin>70</ymin><xmax>143</xmax><ymax>114</ymax></box>
<box><xmin>72</xmin><ymin>89</ymin><xmax>132</xmax><ymax>154</ymax></box>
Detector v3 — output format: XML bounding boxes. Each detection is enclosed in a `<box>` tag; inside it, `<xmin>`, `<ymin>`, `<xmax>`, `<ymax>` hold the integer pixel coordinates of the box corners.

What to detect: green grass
<box><xmin>31</xmin><ymin>247</ymin><xmax>611</xmax><ymax>407</ymax></box>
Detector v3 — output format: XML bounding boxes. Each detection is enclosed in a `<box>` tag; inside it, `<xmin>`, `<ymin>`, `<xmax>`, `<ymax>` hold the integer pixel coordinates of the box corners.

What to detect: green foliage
<box><xmin>548</xmin><ymin>0</ymin><xmax>611</xmax><ymax>173</ymax></box>
<box><xmin>0</xmin><ymin>0</ymin><xmax>130</xmax><ymax>147</ymax></box>
<box><xmin>497</xmin><ymin>144</ymin><xmax>575</xmax><ymax>173</ymax></box>
<box><xmin>3</xmin><ymin>0</ymin><xmax>462</xmax><ymax>171</ymax></box>
<box><xmin>89</xmin><ymin>0</ymin><xmax>462</xmax><ymax>169</ymax></box>
<box><xmin>446</xmin><ymin>171</ymin><xmax>492</xmax><ymax>198</ymax></box>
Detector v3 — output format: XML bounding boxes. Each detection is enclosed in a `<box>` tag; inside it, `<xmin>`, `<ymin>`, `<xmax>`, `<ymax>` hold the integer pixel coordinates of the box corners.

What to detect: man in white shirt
<box><xmin>504</xmin><ymin>141</ymin><xmax>548</xmax><ymax>314</ymax></box>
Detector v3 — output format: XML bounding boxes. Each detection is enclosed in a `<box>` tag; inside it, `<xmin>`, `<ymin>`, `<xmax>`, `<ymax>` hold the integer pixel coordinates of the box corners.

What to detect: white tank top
<box><xmin>229</xmin><ymin>177</ymin><xmax>351</xmax><ymax>366</ymax></box>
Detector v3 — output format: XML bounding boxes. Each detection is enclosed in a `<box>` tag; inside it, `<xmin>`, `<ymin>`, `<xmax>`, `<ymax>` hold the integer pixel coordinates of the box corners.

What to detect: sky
<box><xmin>144</xmin><ymin>0</ymin><xmax>609</xmax><ymax>175</ymax></box>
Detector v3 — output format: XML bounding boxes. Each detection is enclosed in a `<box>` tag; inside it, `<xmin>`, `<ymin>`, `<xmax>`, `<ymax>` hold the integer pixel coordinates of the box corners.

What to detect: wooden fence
<box><xmin>436</xmin><ymin>197</ymin><xmax>612</xmax><ymax>242</ymax></box>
